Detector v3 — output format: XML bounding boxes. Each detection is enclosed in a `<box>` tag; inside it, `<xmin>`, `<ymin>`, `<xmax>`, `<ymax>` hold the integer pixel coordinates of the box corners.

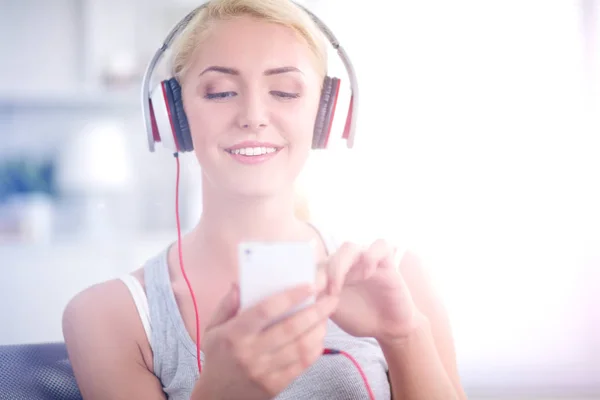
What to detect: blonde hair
<box><xmin>170</xmin><ymin>0</ymin><xmax>328</xmax><ymax>83</ymax></box>
<box><xmin>171</xmin><ymin>0</ymin><xmax>324</xmax><ymax>221</ymax></box>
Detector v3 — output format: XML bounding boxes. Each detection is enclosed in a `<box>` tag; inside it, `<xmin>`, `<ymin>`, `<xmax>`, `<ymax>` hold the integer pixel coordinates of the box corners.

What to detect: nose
<box><xmin>237</xmin><ymin>90</ymin><xmax>268</xmax><ymax>131</ymax></box>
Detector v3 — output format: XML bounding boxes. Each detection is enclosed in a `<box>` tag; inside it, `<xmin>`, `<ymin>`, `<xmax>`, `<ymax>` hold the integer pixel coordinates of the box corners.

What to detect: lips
<box><xmin>223</xmin><ymin>141</ymin><xmax>284</xmax><ymax>165</ymax></box>
<box><xmin>225</xmin><ymin>141</ymin><xmax>283</xmax><ymax>151</ymax></box>
<box><xmin>226</xmin><ymin>146</ymin><xmax>278</xmax><ymax>156</ymax></box>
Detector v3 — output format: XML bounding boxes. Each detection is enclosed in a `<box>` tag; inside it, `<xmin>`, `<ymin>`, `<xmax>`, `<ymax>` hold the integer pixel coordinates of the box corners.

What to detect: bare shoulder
<box><xmin>62</xmin><ymin>270</ymin><xmax>165</xmax><ymax>400</ymax></box>
<box><xmin>397</xmin><ymin>248</ymin><xmax>452</xmax><ymax>332</ymax></box>
<box><xmin>63</xmin><ymin>274</ymin><xmax>145</xmax><ymax>341</ymax></box>
<box><xmin>397</xmin><ymin>249</ymin><xmax>443</xmax><ymax>308</ymax></box>
<box><xmin>398</xmin><ymin>248</ymin><xmax>467</xmax><ymax>398</ymax></box>
<box><xmin>63</xmin><ymin>273</ymin><xmax>144</xmax><ymax>341</ymax></box>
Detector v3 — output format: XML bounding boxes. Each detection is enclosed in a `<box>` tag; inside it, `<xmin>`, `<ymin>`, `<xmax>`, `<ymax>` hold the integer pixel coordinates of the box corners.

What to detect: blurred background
<box><xmin>0</xmin><ymin>0</ymin><xmax>598</xmax><ymax>398</ymax></box>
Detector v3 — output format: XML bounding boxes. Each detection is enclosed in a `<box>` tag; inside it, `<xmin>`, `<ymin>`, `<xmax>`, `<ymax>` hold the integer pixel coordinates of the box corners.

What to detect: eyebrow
<box><xmin>199</xmin><ymin>65</ymin><xmax>303</xmax><ymax>76</ymax></box>
<box><xmin>264</xmin><ymin>66</ymin><xmax>303</xmax><ymax>76</ymax></box>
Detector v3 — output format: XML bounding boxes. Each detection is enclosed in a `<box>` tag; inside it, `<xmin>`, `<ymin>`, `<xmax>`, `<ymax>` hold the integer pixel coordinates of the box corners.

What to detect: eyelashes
<box><xmin>204</xmin><ymin>92</ymin><xmax>236</xmax><ymax>100</ymax></box>
<box><xmin>270</xmin><ymin>91</ymin><xmax>300</xmax><ymax>99</ymax></box>
<box><xmin>203</xmin><ymin>91</ymin><xmax>300</xmax><ymax>100</ymax></box>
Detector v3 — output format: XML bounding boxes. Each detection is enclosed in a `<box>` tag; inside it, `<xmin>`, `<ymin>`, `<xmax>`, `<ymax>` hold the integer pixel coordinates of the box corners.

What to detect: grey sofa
<box><xmin>0</xmin><ymin>342</ymin><xmax>82</xmax><ymax>400</ymax></box>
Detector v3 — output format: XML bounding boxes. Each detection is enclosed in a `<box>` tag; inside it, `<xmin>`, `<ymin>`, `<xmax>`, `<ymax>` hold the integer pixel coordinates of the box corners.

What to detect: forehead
<box><xmin>192</xmin><ymin>16</ymin><xmax>316</xmax><ymax>73</ymax></box>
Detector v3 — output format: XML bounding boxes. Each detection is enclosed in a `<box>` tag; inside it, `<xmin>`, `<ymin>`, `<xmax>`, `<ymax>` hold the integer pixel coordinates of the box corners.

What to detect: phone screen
<box><xmin>238</xmin><ymin>241</ymin><xmax>316</xmax><ymax>316</ymax></box>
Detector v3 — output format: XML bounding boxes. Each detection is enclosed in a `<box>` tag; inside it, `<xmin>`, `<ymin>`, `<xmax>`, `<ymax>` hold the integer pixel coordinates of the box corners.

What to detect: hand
<box><xmin>321</xmin><ymin>239</ymin><xmax>421</xmax><ymax>344</ymax></box>
<box><xmin>195</xmin><ymin>283</ymin><xmax>338</xmax><ymax>400</ymax></box>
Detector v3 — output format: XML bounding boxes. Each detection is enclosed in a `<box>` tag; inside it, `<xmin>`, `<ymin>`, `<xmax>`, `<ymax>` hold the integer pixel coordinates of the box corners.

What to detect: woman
<box><xmin>62</xmin><ymin>0</ymin><xmax>467</xmax><ymax>399</ymax></box>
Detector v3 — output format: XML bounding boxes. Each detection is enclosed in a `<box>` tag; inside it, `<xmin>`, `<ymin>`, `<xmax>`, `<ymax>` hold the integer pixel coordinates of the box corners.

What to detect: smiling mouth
<box><xmin>225</xmin><ymin>146</ymin><xmax>280</xmax><ymax>156</ymax></box>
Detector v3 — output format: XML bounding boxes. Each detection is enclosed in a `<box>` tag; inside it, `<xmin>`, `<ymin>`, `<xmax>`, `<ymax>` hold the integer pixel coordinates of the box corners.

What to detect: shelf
<box><xmin>0</xmin><ymin>89</ymin><xmax>140</xmax><ymax>111</ymax></box>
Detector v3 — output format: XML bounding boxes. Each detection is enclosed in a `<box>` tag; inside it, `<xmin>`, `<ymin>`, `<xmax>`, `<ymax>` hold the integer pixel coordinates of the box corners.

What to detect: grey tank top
<box><xmin>140</xmin><ymin>229</ymin><xmax>392</xmax><ymax>399</ymax></box>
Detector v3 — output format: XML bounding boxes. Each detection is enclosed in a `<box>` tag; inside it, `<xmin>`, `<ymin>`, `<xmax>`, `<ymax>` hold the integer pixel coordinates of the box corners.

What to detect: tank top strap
<box><xmin>307</xmin><ymin>220</ymin><xmax>341</xmax><ymax>256</ymax></box>
<box><xmin>119</xmin><ymin>274</ymin><xmax>151</xmax><ymax>341</ymax></box>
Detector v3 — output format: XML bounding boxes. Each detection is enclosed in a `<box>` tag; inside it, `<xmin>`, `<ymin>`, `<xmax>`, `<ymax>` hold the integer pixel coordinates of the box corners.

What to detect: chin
<box><xmin>200</xmin><ymin>149</ymin><xmax>306</xmax><ymax>201</ymax></box>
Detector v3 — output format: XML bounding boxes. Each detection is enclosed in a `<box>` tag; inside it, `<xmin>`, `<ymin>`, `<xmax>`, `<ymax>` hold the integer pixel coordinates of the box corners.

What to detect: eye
<box><xmin>270</xmin><ymin>91</ymin><xmax>300</xmax><ymax>99</ymax></box>
<box><xmin>204</xmin><ymin>91</ymin><xmax>237</xmax><ymax>100</ymax></box>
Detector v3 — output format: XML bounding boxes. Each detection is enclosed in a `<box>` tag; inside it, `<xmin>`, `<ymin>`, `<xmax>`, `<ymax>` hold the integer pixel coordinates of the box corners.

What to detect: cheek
<box><xmin>282</xmin><ymin>98</ymin><xmax>321</xmax><ymax>145</ymax></box>
<box><xmin>183</xmin><ymin>98</ymin><xmax>230</xmax><ymax>147</ymax></box>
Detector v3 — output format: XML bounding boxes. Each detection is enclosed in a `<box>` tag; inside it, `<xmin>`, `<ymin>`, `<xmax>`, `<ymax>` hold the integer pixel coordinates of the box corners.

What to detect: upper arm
<box><xmin>399</xmin><ymin>250</ymin><xmax>467</xmax><ymax>399</ymax></box>
<box><xmin>62</xmin><ymin>280</ymin><xmax>166</xmax><ymax>400</ymax></box>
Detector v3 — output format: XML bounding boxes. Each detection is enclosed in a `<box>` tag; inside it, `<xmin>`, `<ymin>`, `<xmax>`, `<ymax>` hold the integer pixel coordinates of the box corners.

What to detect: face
<box><xmin>181</xmin><ymin>16</ymin><xmax>323</xmax><ymax>198</ymax></box>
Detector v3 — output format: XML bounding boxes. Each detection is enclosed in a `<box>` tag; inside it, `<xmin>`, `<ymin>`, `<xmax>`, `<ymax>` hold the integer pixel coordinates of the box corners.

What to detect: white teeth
<box><xmin>229</xmin><ymin>147</ymin><xmax>277</xmax><ymax>156</ymax></box>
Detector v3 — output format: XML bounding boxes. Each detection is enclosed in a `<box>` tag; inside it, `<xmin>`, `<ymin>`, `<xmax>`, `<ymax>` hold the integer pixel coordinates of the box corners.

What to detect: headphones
<box><xmin>140</xmin><ymin>1</ymin><xmax>359</xmax><ymax>154</ymax></box>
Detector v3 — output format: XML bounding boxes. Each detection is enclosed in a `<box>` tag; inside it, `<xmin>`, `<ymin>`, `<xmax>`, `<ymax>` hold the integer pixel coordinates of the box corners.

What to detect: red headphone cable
<box><xmin>174</xmin><ymin>153</ymin><xmax>203</xmax><ymax>373</ymax></box>
<box><xmin>322</xmin><ymin>349</ymin><xmax>376</xmax><ymax>399</ymax></box>
<box><xmin>173</xmin><ymin>153</ymin><xmax>374</xmax><ymax>399</ymax></box>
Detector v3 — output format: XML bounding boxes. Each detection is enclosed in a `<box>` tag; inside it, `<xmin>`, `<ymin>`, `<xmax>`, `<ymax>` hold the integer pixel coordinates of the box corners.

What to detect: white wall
<box><xmin>301</xmin><ymin>0</ymin><xmax>600</xmax><ymax>392</ymax></box>
<box><xmin>0</xmin><ymin>234</ymin><xmax>176</xmax><ymax>345</ymax></box>
<box><xmin>0</xmin><ymin>0</ymin><xmax>165</xmax><ymax>95</ymax></box>
<box><xmin>0</xmin><ymin>0</ymin><xmax>81</xmax><ymax>93</ymax></box>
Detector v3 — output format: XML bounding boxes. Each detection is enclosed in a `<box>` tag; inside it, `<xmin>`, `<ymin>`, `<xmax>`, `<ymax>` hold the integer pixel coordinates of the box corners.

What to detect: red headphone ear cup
<box><xmin>312</xmin><ymin>77</ymin><xmax>341</xmax><ymax>149</ymax></box>
<box><xmin>150</xmin><ymin>81</ymin><xmax>178</xmax><ymax>152</ymax></box>
<box><xmin>148</xmin><ymin>98</ymin><xmax>161</xmax><ymax>145</ymax></box>
<box><xmin>149</xmin><ymin>79</ymin><xmax>194</xmax><ymax>153</ymax></box>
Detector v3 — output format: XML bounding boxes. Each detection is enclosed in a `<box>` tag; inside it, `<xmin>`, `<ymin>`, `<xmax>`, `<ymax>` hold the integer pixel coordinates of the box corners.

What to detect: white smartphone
<box><xmin>238</xmin><ymin>241</ymin><xmax>316</xmax><ymax>322</ymax></box>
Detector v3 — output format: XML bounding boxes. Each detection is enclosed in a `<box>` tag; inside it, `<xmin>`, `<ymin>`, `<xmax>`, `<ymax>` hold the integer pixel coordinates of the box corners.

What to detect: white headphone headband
<box><xmin>140</xmin><ymin>1</ymin><xmax>359</xmax><ymax>152</ymax></box>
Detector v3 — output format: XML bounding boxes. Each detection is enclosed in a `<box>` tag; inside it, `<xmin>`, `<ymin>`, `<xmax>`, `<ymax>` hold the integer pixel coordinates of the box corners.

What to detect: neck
<box><xmin>185</xmin><ymin>183</ymin><xmax>312</xmax><ymax>273</ymax></box>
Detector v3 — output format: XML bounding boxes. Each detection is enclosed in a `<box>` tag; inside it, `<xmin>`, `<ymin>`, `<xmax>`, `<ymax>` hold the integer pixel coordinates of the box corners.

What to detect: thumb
<box><xmin>315</xmin><ymin>261</ymin><xmax>328</xmax><ymax>299</ymax></box>
<box><xmin>206</xmin><ymin>283</ymin><xmax>240</xmax><ymax>330</ymax></box>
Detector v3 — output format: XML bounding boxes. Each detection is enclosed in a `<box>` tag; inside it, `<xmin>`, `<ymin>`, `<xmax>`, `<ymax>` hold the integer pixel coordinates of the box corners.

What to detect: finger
<box><xmin>359</xmin><ymin>239</ymin><xmax>395</xmax><ymax>279</ymax></box>
<box><xmin>256</xmin><ymin>295</ymin><xmax>337</xmax><ymax>353</ymax></box>
<box><xmin>233</xmin><ymin>284</ymin><xmax>315</xmax><ymax>334</ymax></box>
<box><xmin>205</xmin><ymin>283</ymin><xmax>239</xmax><ymax>330</ymax></box>
<box><xmin>253</xmin><ymin>317</ymin><xmax>328</xmax><ymax>377</ymax></box>
<box><xmin>325</xmin><ymin>242</ymin><xmax>363</xmax><ymax>295</ymax></box>
<box><xmin>368</xmin><ymin>240</ymin><xmax>406</xmax><ymax>274</ymax></box>
<box><xmin>315</xmin><ymin>264</ymin><xmax>328</xmax><ymax>298</ymax></box>
<box><xmin>392</xmin><ymin>246</ymin><xmax>406</xmax><ymax>271</ymax></box>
